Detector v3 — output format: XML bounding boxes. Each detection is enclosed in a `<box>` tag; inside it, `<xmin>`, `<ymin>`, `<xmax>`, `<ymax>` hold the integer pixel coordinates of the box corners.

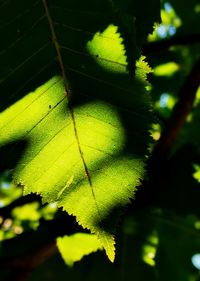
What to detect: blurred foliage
<box><xmin>0</xmin><ymin>171</ymin><xmax>22</xmax><ymax>206</ymax></box>
<box><xmin>0</xmin><ymin>0</ymin><xmax>200</xmax><ymax>280</ymax></box>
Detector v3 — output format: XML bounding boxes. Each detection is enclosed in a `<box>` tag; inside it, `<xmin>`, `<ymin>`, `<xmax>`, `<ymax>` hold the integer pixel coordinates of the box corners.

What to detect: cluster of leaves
<box><xmin>0</xmin><ymin>0</ymin><xmax>200</xmax><ymax>280</ymax></box>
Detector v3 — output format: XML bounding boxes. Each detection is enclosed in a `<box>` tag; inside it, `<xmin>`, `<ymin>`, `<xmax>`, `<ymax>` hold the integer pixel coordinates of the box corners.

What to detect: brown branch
<box><xmin>1</xmin><ymin>241</ymin><xmax>57</xmax><ymax>281</ymax></box>
<box><xmin>152</xmin><ymin>58</ymin><xmax>200</xmax><ymax>162</ymax></box>
<box><xmin>1</xmin><ymin>241</ymin><xmax>57</xmax><ymax>269</ymax></box>
<box><xmin>143</xmin><ymin>33</ymin><xmax>200</xmax><ymax>54</ymax></box>
<box><xmin>133</xmin><ymin>58</ymin><xmax>200</xmax><ymax>210</ymax></box>
<box><xmin>0</xmin><ymin>211</ymin><xmax>83</xmax><ymax>281</ymax></box>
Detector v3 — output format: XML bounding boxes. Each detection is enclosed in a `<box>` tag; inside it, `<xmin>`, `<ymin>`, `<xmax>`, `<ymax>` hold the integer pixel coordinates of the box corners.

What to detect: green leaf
<box><xmin>0</xmin><ymin>69</ymin><xmax>150</xmax><ymax>261</ymax></box>
<box><xmin>0</xmin><ymin>1</ymin><xmax>154</xmax><ymax>261</ymax></box>
<box><xmin>57</xmin><ymin>233</ymin><xmax>102</xmax><ymax>266</ymax></box>
<box><xmin>193</xmin><ymin>164</ymin><xmax>200</xmax><ymax>183</ymax></box>
<box><xmin>110</xmin><ymin>0</ymin><xmax>161</xmax><ymax>73</ymax></box>
<box><xmin>12</xmin><ymin>202</ymin><xmax>41</xmax><ymax>221</ymax></box>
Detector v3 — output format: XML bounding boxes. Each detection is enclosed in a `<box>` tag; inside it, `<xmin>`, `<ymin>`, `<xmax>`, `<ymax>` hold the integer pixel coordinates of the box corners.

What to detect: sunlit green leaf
<box><xmin>193</xmin><ymin>164</ymin><xmax>200</xmax><ymax>183</ymax></box>
<box><xmin>57</xmin><ymin>233</ymin><xmax>102</xmax><ymax>266</ymax></box>
<box><xmin>0</xmin><ymin>21</ymin><xmax>152</xmax><ymax>261</ymax></box>
<box><xmin>12</xmin><ymin>202</ymin><xmax>41</xmax><ymax>221</ymax></box>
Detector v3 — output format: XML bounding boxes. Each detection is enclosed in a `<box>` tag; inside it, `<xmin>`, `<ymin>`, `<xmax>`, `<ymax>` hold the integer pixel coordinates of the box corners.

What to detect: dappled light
<box><xmin>0</xmin><ymin>14</ymin><xmax>153</xmax><ymax>261</ymax></box>
<box><xmin>0</xmin><ymin>0</ymin><xmax>200</xmax><ymax>280</ymax></box>
<box><xmin>148</xmin><ymin>1</ymin><xmax>181</xmax><ymax>41</ymax></box>
<box><xmin>142</xmin><ymin>232</ymin><xmax>158</xmax><ymax>267</ymax></box>
<box><xmin>154</xmin><ymin>62</ymin><xmax>179</xmax><ymax>76</ymax></box>
<box><xmin>191</xmin><ymin>254</ymin><xmax>200</xmax><ymax>270</ymax></box>
<box><xmin>86</xmin><ymin>24</ymin><xmax>127</xmax><ymax>74</ymax></box>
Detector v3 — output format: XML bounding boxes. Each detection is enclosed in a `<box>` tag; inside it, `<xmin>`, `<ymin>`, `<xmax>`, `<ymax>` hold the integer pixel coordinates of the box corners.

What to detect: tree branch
<box><xmin>152</xmin><ymin>57</ymin><xmax>200</xmax><ymax>162</ymax></box>
<box><xmin>0</xmin><ymin>210</ymin><xmax>83</xmax><ymax>281</ymax></box>
<box><xmin>133</xmin><ymin>58</ymin><xmax>200</xmax><ymax>210</ymax></box>
<box><xmin>1</xmin><ymin>241</ymin><xmax>57</xmax><ymax>269</ymax></box>
<box><xmin>1</xmin><ymin>242</ymin><xmax>57</xmax><ymax>281</ymax></box>
<box><xmin>143</xmin><ymin>33</ymin><xmax>200</xmax><ymax>54</ymax></box>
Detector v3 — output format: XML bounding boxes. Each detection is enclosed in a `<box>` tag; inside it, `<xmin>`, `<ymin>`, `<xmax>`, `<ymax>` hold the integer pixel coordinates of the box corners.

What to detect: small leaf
<box><xmin>193</xmin><ymin>164</ymin><xmax>200</xmax><ymax>183</ymax></box>
<box><xmin>57</xmin><ymin>233</ymin><xmax>103</xmax><ymax>266</ymax></box>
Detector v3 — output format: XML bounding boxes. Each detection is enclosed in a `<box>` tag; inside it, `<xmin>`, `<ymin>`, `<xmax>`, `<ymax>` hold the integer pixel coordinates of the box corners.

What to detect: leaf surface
<box><xmin>57</xmin><ymin>233</ymin><xmax>102</xmax><ymax>266</ymax></box>
<box><xmin>0</xmin><ymin>0</ymin><xmax>157</xmax><ymax>261</ymax></box>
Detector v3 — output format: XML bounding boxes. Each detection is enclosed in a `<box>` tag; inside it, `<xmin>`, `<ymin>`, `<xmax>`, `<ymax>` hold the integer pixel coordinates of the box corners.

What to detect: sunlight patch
<box><xmin>86</xmin><ymin>24</ymin><xmax>127</xmax><ymax>74</ymax></box>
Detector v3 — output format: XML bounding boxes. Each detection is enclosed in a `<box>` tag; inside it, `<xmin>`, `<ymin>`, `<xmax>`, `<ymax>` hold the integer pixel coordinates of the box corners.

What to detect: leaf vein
<box><xmin>0</xmin><ymin>41</ymin><xmax>51</xmax><ymax>84</ymax></box>
<box><xmin>43</xmin><ymin>0</ymin><xmax>101</xmax><ymax>219</ymax></box>
<box><xmin>0</xmin><ymin>15</ymin><xmax>46</xmax><ymax>56</ymax></box>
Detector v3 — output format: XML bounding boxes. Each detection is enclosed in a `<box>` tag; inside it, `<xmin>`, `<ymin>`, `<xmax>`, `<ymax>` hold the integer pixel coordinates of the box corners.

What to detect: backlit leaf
<box><xmin>0</xmin><ymin>1</ymin><xmax>155</xmax><ymax>261</ymax></box>
<box><xmin>57</xmin><ymin>233</ymin><xmax>102</xmax><ymax>266</ymax></box>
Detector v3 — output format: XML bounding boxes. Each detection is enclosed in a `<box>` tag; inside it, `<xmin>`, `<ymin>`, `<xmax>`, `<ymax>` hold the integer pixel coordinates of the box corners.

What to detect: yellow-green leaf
<box><xmin>0</xmin><ymin>6</ymin><xmax>153</xmax><ymax>262</ymax></box>
<box><xmin>57</xmin><ymin>233</ymin><xmax>102</xmax><ymax>266</ymax></box>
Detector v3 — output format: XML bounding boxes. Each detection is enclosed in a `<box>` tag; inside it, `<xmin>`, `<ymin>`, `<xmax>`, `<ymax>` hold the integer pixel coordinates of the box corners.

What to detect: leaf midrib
<box><xmin>42</xmin><ymin>0</ymin><xmax>100</xmax><ymax>215</ymax></box>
